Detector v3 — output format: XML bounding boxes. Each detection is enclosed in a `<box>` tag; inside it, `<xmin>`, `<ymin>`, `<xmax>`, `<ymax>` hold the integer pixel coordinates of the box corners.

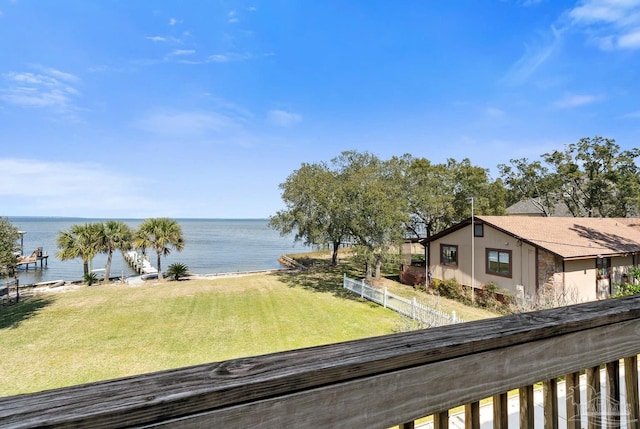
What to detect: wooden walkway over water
<box><xmin>123</xmin><ymin>251</ymin><xmax>158</xmax><ymax>276</ymax></box>
<box><xmin>15</xmin><ymin>247</ymin><xmax>48</xmax><ymax>270</ymax></box>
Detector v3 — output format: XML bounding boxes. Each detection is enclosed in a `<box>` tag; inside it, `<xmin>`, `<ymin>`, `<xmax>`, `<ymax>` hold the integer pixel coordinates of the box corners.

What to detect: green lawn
<box><xmin>0</xmin><ymin>274</ymin><xmax>401</xmax><ymax>396</ymax></box>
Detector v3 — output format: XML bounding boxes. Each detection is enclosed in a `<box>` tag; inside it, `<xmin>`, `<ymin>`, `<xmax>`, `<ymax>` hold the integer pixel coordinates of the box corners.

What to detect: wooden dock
<box><xmin>16</xmin><ymin>247</ymin><xmax>48</xmax><ymax>270</ymax></box>
<box><xmin>123</xmin><ymin>251</ymin><xmax>158</xmax><ymax>276</ymax></box>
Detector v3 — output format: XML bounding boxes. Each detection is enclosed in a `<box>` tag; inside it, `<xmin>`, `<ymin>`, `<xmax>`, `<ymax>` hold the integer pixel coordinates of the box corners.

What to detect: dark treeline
<box><xmin>270</xmin><ymin>137</ymin><xmax>640</xmax><ymax>278</ymax></box>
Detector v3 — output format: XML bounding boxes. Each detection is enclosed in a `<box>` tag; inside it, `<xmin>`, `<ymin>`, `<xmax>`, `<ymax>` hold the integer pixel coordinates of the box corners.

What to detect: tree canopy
<box><xmin>0</xmin><ymin>217</ymin><xmax>20</xmax><ymax>278</ymax></box>
<box><xmin>270</xmin><ymin>150</ymin><xmax>505</xmax><ymax>277</ymax></box>
<box><xmin>56</xmin><ymin>222</ymin><xmax>105</xmax><ymax>276</ymax></box>
<box><xmin>135</xmin><ymin>218</ymin><xmax>185</xmax><ymax>280</ymax></box>
<box><xmin>271</xmin><ymin>138</ymin><xmax>640</xmax><ymax>278</ymax></box>
<box><xmin>499</xmin><ymin>137</ymin><xmax>640</xmax><ymax>217</ymax></box>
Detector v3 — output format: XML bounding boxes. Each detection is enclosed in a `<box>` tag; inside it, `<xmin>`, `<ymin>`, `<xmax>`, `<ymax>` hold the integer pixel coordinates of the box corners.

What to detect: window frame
<box><xmin>440</xmin><ymin>244</ymin><xmax>459</xmax><ymax>267</ymax></box>
<box><xmin>486</xmin><ymin>248</ymin><xmax>512</xmax><ymax>278</ymax></box>
<box><xmin>596</xmin><ymin>257</ymin><xmax>611</xmax><ymax>279</ymax></box>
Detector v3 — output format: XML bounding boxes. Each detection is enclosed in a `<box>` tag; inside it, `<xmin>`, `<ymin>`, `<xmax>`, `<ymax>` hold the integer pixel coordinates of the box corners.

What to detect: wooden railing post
<box><xmin>624</xmin><ymin>356</ymin><xmax>639</xmax><ymax>429</ymax></box>
<box><xmin>566</xmin><ymin>371</ymin><xmax>582</xmax><ymax>429</ymax></box>
<box><xmin>492</xmin><ymin>393</ymin><xmax>508</xmax><ymax>429</ymax></box>
<box><xmin>543</xmin><ymin>378</ymin><xmax>558</xmax><ymax>429</ymax></box>
<box><xmin>465</xmin><ymin>401</ymin><xmax>480</xmax><ymax>429</ymax></box>
<box><xmin>434</xmin><ymin>411</ymin><xmax>449</xmax><ymax>429</ymax></box>
<box><xmin>586</xmin><ymin>366</ymin><xmax>602</xmax><ymax>429</ymax></box>
<box><xmin>606</xmin><ymin>360</ymin><xmax>621</xmax><ymax>429</ymax></box>
<box><xmin>520</xmin><ymin>385</ymin><xmax>535</xmax><ymax>428</ymax></box>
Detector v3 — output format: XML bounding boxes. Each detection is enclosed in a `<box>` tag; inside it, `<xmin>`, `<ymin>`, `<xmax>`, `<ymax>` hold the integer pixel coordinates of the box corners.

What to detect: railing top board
<box><xmin>2</xmin><ymin>295</ymin><xmax>640</xmax><ymax>428</ymax></box>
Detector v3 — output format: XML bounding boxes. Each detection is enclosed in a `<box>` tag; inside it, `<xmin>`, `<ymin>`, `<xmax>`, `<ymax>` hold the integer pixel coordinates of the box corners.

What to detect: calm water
<box><xmin>8</xmin><ymin>217</ymin><xmax>306</xmax><ymax>285</ymax></box>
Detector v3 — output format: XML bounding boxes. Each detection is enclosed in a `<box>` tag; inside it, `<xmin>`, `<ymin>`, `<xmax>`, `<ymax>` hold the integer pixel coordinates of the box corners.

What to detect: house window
<box><xmin>474</xmin><ymin>223</ymin><xmax>484</xmax><ymax>237</ymax></box>
<box><xmin>486</xmin><ymin>249</ymin><xmax>512</xmax><ymax>277</ymax></box>
<box><xmin>441</xmin><ymin>244</ymin><xmax>458</xmax><ymax>266</ymax></box>
<box><xmin>596</xmin><ymin>257</ymin><xmax>610</xmax><ymax>278</ymax></box>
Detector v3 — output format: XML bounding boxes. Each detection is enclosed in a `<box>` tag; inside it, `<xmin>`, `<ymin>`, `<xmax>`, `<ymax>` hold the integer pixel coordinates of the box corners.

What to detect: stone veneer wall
<box><xmin>537</xmin><ymin>248</ymin><xmax>563</xmax><ymax>290</ymax></box>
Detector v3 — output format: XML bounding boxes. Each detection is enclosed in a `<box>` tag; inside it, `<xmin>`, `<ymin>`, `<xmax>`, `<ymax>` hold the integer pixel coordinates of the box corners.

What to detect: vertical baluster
<box><xmin>606</xmin><ymin>360</ymin><xmax>620</xmax><ymax>429</ymax></box>
<box><xmin>566</xmin><ymin>371</ymin><xmax>582</xmax><ymax>429</ymax></box>
<box><xmin>544</xmin><ymin>379</ymin><xmax>559</xmax><ymax>429</ymax></box>
<box><xmin>520</xmin><ymin>385</ymin><xmax>535</xmax><ymax>428</ymax></box>
<box><xmin>586</xmin><ymin>366</ymin><xmax>601</xmax><ymax>429</ymax></box>
<box><xmin>434</xmin><ymin>411</ymin><xmax>449</xmax><ymax>429</ymax></box>
<box><xmin>465</xmin><ymin>401</ymin><xmax>480</xmax><ymax>429</ymax></box>
<box><xmin>493</xmin><ymin>393</ymin><xmax>508</xmax><ymax>429</ymax></box>
<box><xmin>624</xmin><ymin>356</ymin><xmax>639</xmax><ymax>429</ymax></box>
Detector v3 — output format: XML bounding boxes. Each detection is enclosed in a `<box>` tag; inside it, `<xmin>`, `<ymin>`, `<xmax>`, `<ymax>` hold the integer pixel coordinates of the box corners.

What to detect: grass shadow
<box><xmin>0</xmin><ymin>296</ymin><xmax>54</xmax><ymax>330</ymax></box>
<box><xmin>276</xmin><ymin>255</ymin><xmax>365</xmax><ymax>300</ymax></box>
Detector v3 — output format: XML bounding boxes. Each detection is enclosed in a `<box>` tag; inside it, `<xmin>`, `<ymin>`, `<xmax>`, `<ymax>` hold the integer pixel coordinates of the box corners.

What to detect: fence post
<box><xmin>361</xmin><ymin>279</ymin><xmax>365</xmax><ymax>298</ymax></box>
<box><xmin>383</xmin><ymin>288</ymin><xmax>387</xmax><ymax>308</ymax></box>
<box><xmin>451</xmin><ymin>310</ymin><xmax>457</xmax><ymax>324</ymax></box>
<box><xmin>412</xmin><ymin>297</ymin><xmax>417</xmax><ymax>320</ymax></box>
<box><xmin>343</xmin><ymin>273</ymin><xmax>346</xmax><ymax>289</ymax></box>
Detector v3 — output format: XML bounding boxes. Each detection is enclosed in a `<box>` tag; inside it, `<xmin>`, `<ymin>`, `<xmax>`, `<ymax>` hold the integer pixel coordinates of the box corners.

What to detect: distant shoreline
<box><xmin>8</xmin><ymin>216</ymin><xmax>270</xmax><ymax>221</ymax></box>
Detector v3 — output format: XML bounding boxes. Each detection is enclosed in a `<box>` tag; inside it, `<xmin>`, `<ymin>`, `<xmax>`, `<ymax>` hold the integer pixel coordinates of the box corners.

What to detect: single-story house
<box><xmin>423</xmin><ymin>216</ymin><xmax>640</xmax><ymax>302</ymax></box>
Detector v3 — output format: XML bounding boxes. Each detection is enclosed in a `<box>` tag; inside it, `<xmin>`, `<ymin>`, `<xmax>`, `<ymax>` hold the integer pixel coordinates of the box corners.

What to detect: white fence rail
<box><xmin>343</xmin><ymin>274</ymin><xmax>461</xmax><ymax>327</ymax></box>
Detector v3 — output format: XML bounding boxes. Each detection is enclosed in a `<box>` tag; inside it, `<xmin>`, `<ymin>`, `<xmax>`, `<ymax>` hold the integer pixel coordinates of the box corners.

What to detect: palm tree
<box><xmin>102</xmin><ymin>220</ymin><xmax>133</xmax><ymax>281</ymax></box>
<box><xmin>134</xmin><ymin>218</ymin><xmax>185</xmax><ymax>280</ymax></box>
<box><xmin>56</xmin><ymin>223</ymin><xmax>105</xmax><ymax>277</ymax></box>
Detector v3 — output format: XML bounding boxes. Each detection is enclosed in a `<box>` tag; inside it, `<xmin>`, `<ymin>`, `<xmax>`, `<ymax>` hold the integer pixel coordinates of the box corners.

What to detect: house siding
<box><xmin>563</xmin><ymin>259</ymin><xmax>596</xmax><ymax>302</ymax></box>
<box><xmin>426</xmin><ymin>216</ymin><xmax>640</xmax><ymax>303</ymax></box>
<box><xmin>612</xmin><ymin>255</ymin><xmax>633</xmax><ymax>285</ymax></box>
<box><xmin>429</xmin><ymin>223</ymin><xmax>537</xmax><ymax>297</ymax></box>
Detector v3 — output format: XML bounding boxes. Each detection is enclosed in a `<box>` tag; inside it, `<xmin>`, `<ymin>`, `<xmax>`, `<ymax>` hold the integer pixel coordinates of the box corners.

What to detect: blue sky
<box><xmin>1</xmin><ymin>0</ymin><xmax>639</xmax><ymax>218</ymax></box>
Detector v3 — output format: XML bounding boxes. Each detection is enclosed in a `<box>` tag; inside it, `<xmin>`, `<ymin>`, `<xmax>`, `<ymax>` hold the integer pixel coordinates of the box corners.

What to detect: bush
<box><xmin>166</xmin><ymin>262</ymin><xmax>189</xmax><ymax>281</ymax></box>
<box><xmin>613</xmin><ymin>282</ymin><xmax>640</xmax><ymax>297</ymax></box>
<box><xmin>84</xmin><ymin>272</ymin><xmax>99</xmax><ymax>286</ymax></box>
<box><xmin>431</xmin><ymin>278</ymin><xmax>465</xmax><ymax>300</ymax></box>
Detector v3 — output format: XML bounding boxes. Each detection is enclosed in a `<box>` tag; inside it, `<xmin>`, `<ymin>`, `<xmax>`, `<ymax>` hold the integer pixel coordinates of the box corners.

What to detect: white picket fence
<box><xmin>343</xmin><ymin>274</ymin><xmax>462</xmax><ymax>327</ymax></box>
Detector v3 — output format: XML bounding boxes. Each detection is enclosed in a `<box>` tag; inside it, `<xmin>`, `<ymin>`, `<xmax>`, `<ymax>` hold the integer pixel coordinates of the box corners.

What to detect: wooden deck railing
<box><xmin>2</xmin><ymin>295</ymin><xmax>640</xmax><ymax>428</ymax></box>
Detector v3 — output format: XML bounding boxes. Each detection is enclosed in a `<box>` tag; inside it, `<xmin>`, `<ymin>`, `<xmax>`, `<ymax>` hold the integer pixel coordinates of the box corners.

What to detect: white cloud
<box><xmin>267</xmin><ymin>109</ymin><xmax>302</xmax><ymax>127</ymax></box>
<box><xmin>0</xmin><ymin>158</ymin><xmax>157</xmax><ymax>216</ymax></box>
<box><xmin>206</xmin><ymin>52</ymin><xmax>252</xmax><ymax>63</ymax></box>
<box><xmin>169</xmin><ymin>49</ymin><xmax>196</xmax><ymax>56</ymax></box>
<box><xmin>622</xmin><ymin>110</ymin><xmax>640</xmax><ymax>118</ymax></box>
<box><xmin>136</xmin><ymin>110</ymin><xmax>244</xmax><ymax>136</ymax></box>
<box><xmin>168</xmin><ymin>18</ymin><xmax>182</xmax><ymax>26</ymax></box>
<box><xmin>502</xmin><ymin>26</ymin><xmax>563</xmax><ymax>84</ymax></box>
<box><xmin>618</xmin><ymin>29</ymin><xmax>640</xmax><ymax>47</ymax></box>
<box><xmin>569</xmin><ymin>0</ymin><xmax>640</xmax><ymax>50</ymax></box>
<box><xmin>145</xmin><ymin>35</ymin><xmax>182</xmax><ymax>44</ymax></box>
<box><xmin>1</xmin><ymin>67</ymin><xmax>80</xmax><ymax>111</ymax></box>
<box><xmin>146</xmin><ymin>36</ymin><xmax>168</xmax><ymax>42</ymax></box>
<box><xmin>552</xmin><ymin>93</ymin><xmax>599</xmax><ymax>108</ymax></box>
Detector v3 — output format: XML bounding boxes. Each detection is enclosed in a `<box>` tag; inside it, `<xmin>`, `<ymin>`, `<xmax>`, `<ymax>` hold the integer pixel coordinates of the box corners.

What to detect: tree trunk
<box><xmin>365</xmin><ymin>262</ymin><xmax>372</xmax><ymax>279</ymax></box>
<box><xmin>331</xmin><ymin>241</ymin><xmax>340</xmax><ymax>266</ymax></box>
<box><xmin>83</xmin><ymin>260</ymin><xmax>89</xmax><ymax>276</ymax></box>
<box><xmin>14</xmin><ymin>274</ymin><xmax>19</xmax><ymax>303</ymax></box>
<box><xmin>105</xmin><ymin>251</ymin><xmax>113</xmax><ymax>282</ymax></box>
<box><xmin>375</xmin><ymin>257</ymin><xmax>382</xmax><ymax>278</ymax></box>
<box><xmin>157</xmin><ymin>252</ymin><xmax>163</xmax><ymax>280</ymax></box>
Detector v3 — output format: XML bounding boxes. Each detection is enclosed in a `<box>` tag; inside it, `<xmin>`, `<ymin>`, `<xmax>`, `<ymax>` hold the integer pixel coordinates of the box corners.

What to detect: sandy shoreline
<box><xmin>22</xmin><ymin>267</ymin><xmax>297</xmax><ymax>294</ymax></box>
